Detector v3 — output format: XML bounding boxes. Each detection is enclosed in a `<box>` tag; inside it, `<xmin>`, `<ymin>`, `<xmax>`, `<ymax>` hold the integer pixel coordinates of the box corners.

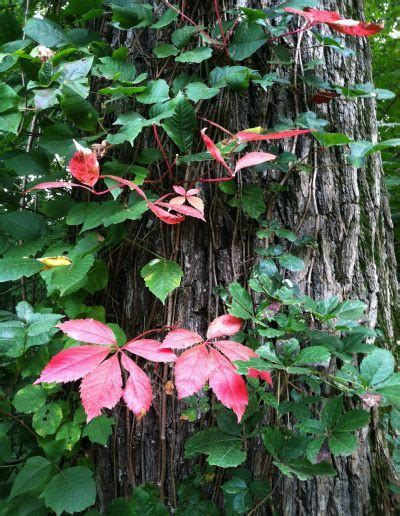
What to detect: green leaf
<box><xmin>60</xmin><ymin>85</ymin><xmax>98</xmax><ymax>131</ymax></box>
<box><xmin>185</xmin><ymin>428</ymin><xmax>246</xmax><ymax>467</ymax></box>
<box><xmin>0</xmin><ymin>210</ymin><xmax>46</xmax><ymax>240</ymax></box>
<box><xmin>241</xmin><ymin>185</ymin><xmax>265</xmax><ymax>219</ymax></box>
<box><xmin>94</xmin><ymin>56</ymin><xmax>136</xmax><ymax>82</ymax></box>
<box><xmin>141</xmin><ymin>258</ymin><xmax>183</xmax><ymax>303</ymax></box>
<box><xmin>176</xmin><ymin>47</ymin><xmax>213</xmax><ymax>63</ymax></box>
<box><xmin>306</xmin><ymin>437</ymin><xmax>325</xmax><ymax>463</ymax></box>
<box><xmin>111</xmin><ymin>4</ymin><xmax>153</xmax><ymax>29</ymax></box>
<box><xmin>0</xmin><ymin>258</ymin><xmax>43</xmax><ymax>282</ymax></box>
<box><xmin>136</xmin><ymin>79</ymin><xmax>170</xmax><ymax>104</ymax></box>
<box><xmin>153</xmin><ymin>44</ymin><xmax>179</xmax><ymax>58</ymax></box>
<box><xmin>43</xmin><ymin>466</ymin><xmax>96</xmax><ymax>514</ymax></box>
<box><xmin>348</xmin><ymin>139</ymin><xmax>400</xmax><ymax>167</ymax></box>
<box><xmin>50</xmin><ymin>254</ymin><xmax>94</xmax><ymax>296</ymax></box>
<box><xmin>221</xmin><ymin>477</ymin><xmax>247</xmax><ymax>494</ymax></box>
<box><xmin>314</xmin><ymin>132</ymin><xmax>352</xmax><ymax>147</ymax></box>
<box><xmin>10</xmin><ymin>456</ymin><xmax>53</xmax><ymax>499</ymax></box>
<box><xmin>56</xmin><ymin>421</ymin><xmax>81</xmax><ymax>451</ymax></box>
<box><xmin>321</xmin><ymin>395</ymin><xmax>343</xmax><ymax>429</ymax></box>
<box><xmin>162</xmin><ymin>92</ymin><xmax>196</xmax><ymax>152</ymax></box>
<box><xmin>107</xmin><ymin>113</ymin><xmax>144</xmax><ymax>145</ymax></box>
<box><xmin>277</xmin><ymin>253</ymin><xmax>305</xmax><ymax>272</ymax></box>
<box><xmin>360</xmin><ymin>349</ymin><xmax>395</xmax><ymax>386</ymax></box>
<box><xmin>0</xmin><ymin>82</ymin><xmax>22</xmax><ymax>113</ymax></box>
<box><xmin>228</xmin><ymin>282</ymin><xmax>254</xmax><ymax>319</ymax></box>
<box><xmin>0</xmin><ymin>110</ymin><xmax>22</xmax><ymax>134</ymax></box>
<box><xmin>24</xmin><ymin>17</ymin><xmax>69</xmax><ymax>47</ymax></box>
<box><xmin>274</xmin><ymin>459</ymin><xmax>335</xmax><ymax>480</ymax></box>
<box><xmin>152</xmin><ymin>6</ymin><xmax>179</xmax><ymax>29</ymax></box>
<box><xmin>334</xmin><ymin>409</ymin><xmax>370</xmax><ymax>432</ymax></box>
<box><xmin>172</xmin><ymin>26</ymin><xmax>198</xmax><ymax>48</ymax></box>
<box><xmin>13</xmin><ymin>385</ymin><xmax>46</xmax><ymax>414</ymax></box>
<box><xmin>228</xmin><ymin>21</ymin><xmax>267</xmax><ymax>61</ymax></box>
<box><xmin>328</xmin><ymin>432</ymin><xmax>358</xmax><ymax>456</ymax></box>
<box><xmin>83</xmin><ymin>415</ymin><xmax>115</xmax><ymax>446</ymax></box>
<box><xmin>32</xmin><ymin>402</ymin><xmax>63</xmax><ymax>437</ymax></box>
<box><xmin>185</xmin><ymin>82</ymin><xmax>219</xmax><ymax>103</ymax></box>
<box><xmin>293</xmin><ymin>346</ymin><xmax>331</xmax><ymax>366</ymax></box>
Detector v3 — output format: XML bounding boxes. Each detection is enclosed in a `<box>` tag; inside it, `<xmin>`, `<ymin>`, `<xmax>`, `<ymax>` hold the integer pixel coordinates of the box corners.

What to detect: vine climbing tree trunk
<box><xmin>94</xmin><ymin>1</ymin><xmax>398</xmax><ymax>514</ymax></box>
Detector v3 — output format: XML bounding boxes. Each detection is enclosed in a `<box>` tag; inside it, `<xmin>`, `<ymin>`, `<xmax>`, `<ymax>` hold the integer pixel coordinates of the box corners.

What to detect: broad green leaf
<box><xmin>228</xmin><ymin>282</ymin><xmax>254</xmax><ymax>319</ymax></box>
<box><xmin>241</xmin><ymin>185</ymin><xmax>265</xmax><ymax>219</ymax></box>
<box><xmin>4</xmin><ymin>150</ymin><xmax>50</xmax><ymax>177</ymax></box>
<box><xmin>360</xmin><ymin>348</ymin><xmax>395</xmax><ymax>386</ymax></box>
<box><xmin>334</xmin><ymin>409</ymin><xmax>370</xmax><ymax>432</ymax></box>
<box><xmin>32</xmin><ymin>402</ymin><xmax>63</xmax><ymax>437</ymax></box>
<box><xmin>0</xmin><ymin>82</ymin><xmax>22</xmax><ymax>113</ymax></box>
<box><xmin>50</xmin><ymin>254</ymin><xmax>94</xmax><ymax>296</ymax></box>
<box><xmin>136</xmin><ymin>79</ymin><xmax>170</xmax><ymax>104</ymax></box>
<box><xmin>185</xmin><ymin>428</ymin><xmax>246</xmax><ymax>467</ymax></box>
<box><xmin>277</xmin><ymin>254</ymin><xmax>305</xmax><ymax>272</ymax></box>
<box><xmin>94</xmin><ymin>56</ymin><xmax>136</xmax><ymax>82</ymax></box>
<box><xmin>228</xmin><ymin>21</ymin><xmax>267</xmax><ymax>61</ymax></box>
<box><xmin>274</xmin><ymin>458</ymin><xmax>335</xmax><ymax>480</ymax></box>
<box><xmin>141</xmin><ymin>258</ymin><xmax>183</xmax><ymax>303</ymax></box>
<box><xmin>107</xmin><ymin>113</ymin><xmax>144</xmax><ymax>145</ymax></box>
<box><xmin>152</xmin><ymin>6</ymin><xmax>179</xmax><ymax>29</ymax></box>
<box><xmin>82</xmin><ymin>415</ymin><xmax>115</xmax><ymax>445</ymax></box>
<box><xmin>0</xmin><ymin>258</ymin><xmax>43</xmax><ymax>282</ymax></box>
<box><xmin>153</xmin><ymin>44</ymin><xmax>179</xmax><ymax>58</ymax></box>
<box><xmin>314</xmin><ymin>132</ymin><xmax>352</xmax><ymax>147</ymax></box>
<box><xmin>43</xmin><ymin>466</ymin><xmax>96</xmax><ymax>514</ymax></box>
<box><xmin>172</xmin><ymin>26</ymin><xmax>198</xmax><ymax>48</ymax></box>
<box><xmin>24</xmin><ymin>17</ymin><xmax>69</xmax><ymax>47</ymax></box>
<box><xmin>13</xmin><ymin>385</ymin><xmax>46</xmax><ymax>414</ymax></box>
<box><xmin>293</xmin><ymin>346</ymin><xmax>330</xmax><ymax>366</ymax></box>
<box><xmin>328</xmin><ymin>432</ymin><xmax>358</xmax><ymax>456</ymax></box>
<box><xmin>60</xmin><ymin>85</ymin><xmax>98</xmax><ymax>131</ymax></box>
<box><xmin>185</xmin><ymin>82</ymin><xmax>219</xmax><ymax>103</ymax></box>
<box><xmin>321</xmin><ymin>395</ymin><xmax>343</xmax><ymax>429</ymax></box>
<box><xmin>56</xmin><ymin>422</ymin><xmax>81</xmax><ymax>451</ymax></box>
<box><xmin>0</xmin><ymin>110</ymin><xmax>21</xmax><ymax>134</ymax></box>
<box><xmin>175</xmin><ymin>47</ymin><xmax>213</xmax><ymax>63</ymax></box>
<box><xmin>162</xmin><ymin>92</ymin><xmax>196</xmax><ymax>152</ymax></box>
<box><xmin>111</xmin><ymin>4</ymin><xmax>153</xmax><ymax>29</ymax></box>
<box><xmin>10</xmin><ymin>456</ymin><xmax>53</xmax><ymax>499</ymax></box>
<box><xmin>0</xmin><ymin>210</ymin><xmax>45</xmax><ymax>240</ymax></box>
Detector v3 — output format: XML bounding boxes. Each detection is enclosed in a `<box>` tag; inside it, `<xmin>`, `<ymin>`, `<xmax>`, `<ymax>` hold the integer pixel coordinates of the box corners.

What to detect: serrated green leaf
<box><xmin>10</xmin><ymin>456</ymin><xmax>53</xmax><ymax>499</ymax></box>
<box><xmin>176</xmin><ymin>47</ymin><xmax>212</xmax><ymax>63</ymax></box>
<box><xmin>185</xmin><ymin>428</ymin><xmax>246</xmax><ymax>467</ymax></box>
<box><xmin>141</xmin><ymin>258</ymin><xmax>183</xmax><ymax>303</ymax></box>
<box><xmin>162</xmin><ymin>92</ymin><xmax>196</xmax><ymax>152</ymax></box>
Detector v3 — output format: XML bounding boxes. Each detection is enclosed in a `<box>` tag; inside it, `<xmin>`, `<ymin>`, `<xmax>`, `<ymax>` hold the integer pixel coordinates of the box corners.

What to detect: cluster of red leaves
<box><xmin>35</xmin><ymin>316</ymin><xmax>272</xmax><ymax>422</ymax></box>
<box><xmin>200</xmin><ymin>127</ymin><xmax>312</xmax><ymax>181</ymax></box>
<box><xmin>284</xmin><ymin>7</ymin><xmax>384</xmax><ymax>37</ymax></box>
<box><xmin>27</xmin><ymin>141</ymin><xmax>204</xmax><ymax>225</ymax></box>
<box><xmin>161</xmin><ymin>314</ymin><xmax>272</xmax><ymax>422</ymax></box>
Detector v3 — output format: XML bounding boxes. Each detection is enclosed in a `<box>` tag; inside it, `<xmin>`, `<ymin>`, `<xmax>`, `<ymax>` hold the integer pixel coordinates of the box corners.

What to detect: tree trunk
<box><xmin>95</xmin><ymin>1</ymin><xmax>398</xmax><ymax>514</ymax></box>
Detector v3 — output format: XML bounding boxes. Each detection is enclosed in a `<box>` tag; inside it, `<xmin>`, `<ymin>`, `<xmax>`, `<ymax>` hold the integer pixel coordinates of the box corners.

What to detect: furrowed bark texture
<box><xmin>95</xmin><ymin>1</ymin><xmax>398</xmax><ymax>514</ymax></box>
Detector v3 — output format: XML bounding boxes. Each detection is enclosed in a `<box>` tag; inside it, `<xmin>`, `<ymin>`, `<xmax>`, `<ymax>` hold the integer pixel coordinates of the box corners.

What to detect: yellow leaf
<box><xmin>241</xmin><ymin>126</ymin><xmax>264</xmax><ymax>134</ymax></box>
<box><xmin>37</xmin><ymin>256</ymin><xmax>72</xmax><ymax>269</ymax></box>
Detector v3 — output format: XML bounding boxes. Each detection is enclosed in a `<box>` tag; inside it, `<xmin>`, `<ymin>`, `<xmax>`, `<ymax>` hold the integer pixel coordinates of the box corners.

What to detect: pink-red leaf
<box><xmin>56</xmin><ymin>319</ymin><xmax>117</xmax><ymax>346</ymax></box>
<box><xmin>234</xmin><ymin>152</ymin><xmax>276</xmax><ymax>174</ymax></box>
<box><xmin>34</xmin><ymin>345</ymin><xmax>110</xmax><ymax>384</ymax></box>
<box><xmin>69</xmin><ymin>142</ymin><xmax>100</xmax><ymax>187</ymax></box>
<box><xmin>155</xmin><ymin>201</ymin><xmax>205</xmax><ymax>222</ymax></box>
<box><xmin>121</xmin><ymin>353</ymin><xmax>153</xmax><ymax>417</ymax></box>
<box><xmin>206</xmin><ymin>315</ymin><xmax>243</xmax><ymax>340</ymax></box>
<box><xmin>26</xmin><ymin>181</ymin><xmax>95</xmax><ymax>193</ymax></box>
<box><xmin>236</xmin><ymin>129</ymin><xmax>312</xmax><ymax>143</ymax></box>
<box><xmin>123</xmin><ymin>339</ymin><xmax>177</xmax><ymax>362</ymax></box>
<box><xmin>148</xmin><ymin>202</ymin><xmax>185</xmax><ymax>225</ymax></box>
<box><xmin>201</xmin><ymin>128</ymin><xmax>233</xmax><ymax>174</ymax></box>
<box><xmin>208</xmin><ymin>348</ymin><xmax>248</xmax><ymax>422</ymax></box>
<box><xmin>161</xmin><ymin>329</ymin><xmax>203</xmax><ymax>350</ymax></box>
<box><xmin>100</xmin><ymin>174</ymin><xmax>147</xmax><ymax>200</ymax></box>
<box><xmin>175</xmin><ymin>344</ymin><xmax>209</xmax><ymax>399</ymax></box>
<box><xmin>80</xmin><ymin>354</ymin><xmax>123</xmax><ymax>421</ymax></box>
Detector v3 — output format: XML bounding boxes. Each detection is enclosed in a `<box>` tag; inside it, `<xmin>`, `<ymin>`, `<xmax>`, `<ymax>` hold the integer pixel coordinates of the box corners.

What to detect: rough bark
<box><xmin>95</xmin><ymin>1</ymin><xmax>398</xmax><ymax>514</ymax></box>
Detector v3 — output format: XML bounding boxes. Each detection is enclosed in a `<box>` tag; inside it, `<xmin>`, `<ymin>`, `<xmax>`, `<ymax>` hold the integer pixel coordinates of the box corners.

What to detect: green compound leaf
<box><xmin>141</xmin><ymin>258</ymin><xmax>183</xmax><ymax>304</ymax></box>
<box><xmin>43</xmin><ymin>466</ymin><xmax>96</xmax><ymax>514</ymax></box>
<box><xmin>185</xmin><ymin>428</ymin><xmax>246</xmax><ymax>468</ymax></box>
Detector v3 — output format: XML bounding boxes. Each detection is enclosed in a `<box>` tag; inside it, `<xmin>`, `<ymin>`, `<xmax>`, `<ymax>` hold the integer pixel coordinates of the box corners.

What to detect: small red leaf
<box><xmin>208</xmin><ymin>348</ymin><xmax>248</xmax><ymax>422</ymax></box>
<box><xmin>34</xmin><ymin>345</ymin><xmax>109</xmax><ymax>384</ymax></box>
<box><xmin>155</xmin><ymin>201</ymin><xmax>205</xmax><ymax>222</ymax></box>
<box><xmin>124</xmin><ymin>339</ymin><xmax>177</xmax><ymax>362</ymax></box>
<box><xmin>69</xmin><ymin>141</ymin><xmax>100</xmax><ymax>187</ymax></box>
<box><xmin>56</xmin><ymin>319</ymin><xmax>117</xmax><ymax>346</ymax></box>
<box><xmin>121</xmin><ymin>353</ymin><xmax>153</xmax><ymax>417</ymax></box>
<box><xmin>206</xmin><ymin>315</ymin><xmax>243</xmax><ymax>340</ymax></box>
<box><xmin>236</xmin><ymin>129</ymin><xmax>312</xmax><ymax>143</ymax></box>
<box><xmin>26</xmin><ymin>181</ymin><xmax>95</xmax><ymax>193</ymax></box>
<box><xmin>80</xmin><ymin>354</ymin><xmax>123</xmax><ymax>421</ymax></box>
<box><xmin>100</xmin><ymin>174</ymin><xmax>147</xmax><ymax>200</ymax></box>
<box><xmin>175</xmin><ymin>344</ymin><xmax>210</xmax><ymax>399</ymax></box>
<box><xmin>312</xmin><ymin>91</ymin><xmax>341</xmax><ymax>104</ymax></box>
<box><xmin>161</xmin><ymin>329</ymin><xmax>203</xmax><ymax>350</ymax></box>
<box><xmin>234</xmin><ymin>152</ymin><xmax>276</xmax><ymax>174</ymax></box>
<box><xmin>148</xmin><ymin>202</ymin><xmax>185</xmax><ymax>225</ymax></box>
<box><xmin>201</xmin><ymin>128</ymin><xmax>233</xmax><ymax>174</ymax></box>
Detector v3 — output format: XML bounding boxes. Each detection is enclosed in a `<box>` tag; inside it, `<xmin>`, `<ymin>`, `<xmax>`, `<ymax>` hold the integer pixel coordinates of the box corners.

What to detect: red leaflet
<box><xmin>201</xmin><ymin>128</ymin><xmax>233</xmax><ymax>175</ymax></box>
<box><xmin>170</xmin><ymin>186</ymin><xmax>205</xmax><ymax>215</ymax></box>
<box><xmin>35</xmin><ymin>318</ymin><xmax>177</xmax><ymax>420</ymax></box>
<box><xmin>27</xmin><ymin>181</ymin><xmax>95</xmax><ymax>193</ymax></box>
<box><xmin>80</xmin><ymin>354</ymin><xmax>123</xmax><ymax>421</ymax></box>
<box><xmin>34</xmin><ymin>345</ymin><xmax>109</xmax><ymax>384</ymax></box>
<box><xmin>69</xmin><ymin>140</ymin><xmax>100</xmax><ymax>187</ymax></box>
<box><xmin>206</xmin><ymin>314</ymin><xmax>243</xmax><ymax>340</ymax></box>
<box><xmin>161</xmin><ymin>329</ymin><xmax>203</xmax><ymax>350</ymax></box>
<box><xmin>123</xmin><ymin>339</ymin><xmax>177</xmax><ymax>362</ymax></box>
<box><xmin>175</xmin><ymin>344</ymin><xmax>210</xmax><ymax>399</ymax></box>
<box><xmin>312</xmin><ymin>91</ymin><xmax>341</xmax><ymax>104</ymax></box>
<box><xmin>284</xmin><ymin>7</ymin><xmax>384</xmax><ymax>37</ymax></box>
<box><xmin>208</xmin><ymin>348</ymin><xmax>248</xmax><ymax>422</ymax></box>
<box><xmin>234</xmin><ymin>152</ymin><xmax>276</xmax><ymax>174</ymax></box>
<box><xmin>147</xmin><ymin>202</ymin><xmax>185</xmax><ymax>225</ymax></box>
<box><xmin>121</xmin><ymin>353</ymin><xmax>153</xmax><ymax>417</ymax></box>
<box><xmin>155</xmin><ymin>201</ymin><xmax>205</xmax><ymax>222</ymax></box>
<box><xmin>56</xmin><ymin>319</ymin><xmax>117</xmax><ymax>346</ymax></box>
<box><xmin>236</xmin><ymin>129</ymin><xmax>312</xmax><ymax>143</ymax></box>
